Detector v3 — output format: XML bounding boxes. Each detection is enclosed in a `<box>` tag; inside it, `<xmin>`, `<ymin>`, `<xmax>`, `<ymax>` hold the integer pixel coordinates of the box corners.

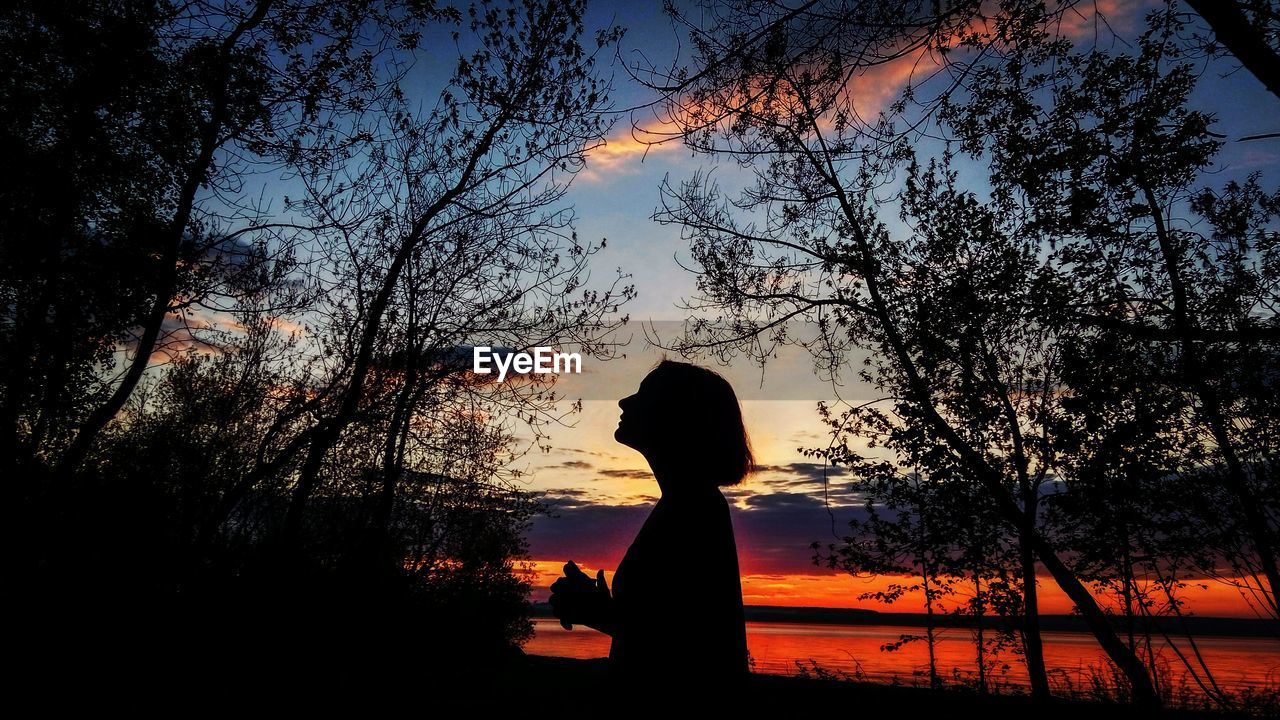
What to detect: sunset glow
<box><xmin>524</xmin><ymin>559</ymin><xmax>1270</xmax><ymax>618</ymax></box>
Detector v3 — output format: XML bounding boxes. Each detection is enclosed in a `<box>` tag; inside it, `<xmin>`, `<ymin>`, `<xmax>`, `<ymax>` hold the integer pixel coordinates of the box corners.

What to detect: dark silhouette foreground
<box><xmin>549</xmin><ymin>360</ymin><xmax>754</xmax><ymax>690</ymax></box>
<box><xmin>486</xmin><ymin>654</ymin><xmax>1252</xmax><ymax>716</ymax></box>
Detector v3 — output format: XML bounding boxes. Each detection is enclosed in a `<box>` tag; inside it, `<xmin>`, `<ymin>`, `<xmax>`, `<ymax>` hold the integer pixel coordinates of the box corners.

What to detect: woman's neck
<box><xmin>649</xmin><ymin>454</ymin><xmax>720</xmax><ymax>501</ymax></box>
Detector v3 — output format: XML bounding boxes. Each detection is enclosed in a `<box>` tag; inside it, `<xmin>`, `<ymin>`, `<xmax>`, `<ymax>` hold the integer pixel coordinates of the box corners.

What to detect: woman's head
<box><xmin>614</xmin><ymin>358</ymin><xmax>755</xmax><ymax>487</ymax></box>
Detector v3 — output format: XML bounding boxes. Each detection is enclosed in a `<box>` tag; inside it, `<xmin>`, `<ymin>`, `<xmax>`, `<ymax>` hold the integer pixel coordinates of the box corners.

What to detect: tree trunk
<box><xmin>1185</xmin><ymin>0</ymin><xmax>1280</xmax><ymax>102</ymax></box>
<box><xmin>1019</xmin><ymin>526</ymin><xmax>1052</xmax><ymax>701</ymax></box>
<box><xmin>974</xmin><ymin>574</ymin><xmax>987</xmax><ymax>695</ymax></box>
<box><xmin>922</xmin><ymin>549</ymin><xmax>941</xmax><ymax>690</ymax></box>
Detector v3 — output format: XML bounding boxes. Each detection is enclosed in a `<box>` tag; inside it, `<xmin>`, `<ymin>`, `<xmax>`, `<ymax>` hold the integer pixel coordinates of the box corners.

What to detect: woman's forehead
<box><xmin>640</xmin><ymin>367</ymin><xmax>672</xmax><ymax>390</ymax></box>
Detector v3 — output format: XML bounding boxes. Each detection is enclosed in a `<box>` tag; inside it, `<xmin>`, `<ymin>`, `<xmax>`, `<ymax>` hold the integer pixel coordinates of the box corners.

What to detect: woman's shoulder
<box><xmin>662</xmin><ymin>487</ymin><xmax>731</xmax><ymax>513</ymax></box>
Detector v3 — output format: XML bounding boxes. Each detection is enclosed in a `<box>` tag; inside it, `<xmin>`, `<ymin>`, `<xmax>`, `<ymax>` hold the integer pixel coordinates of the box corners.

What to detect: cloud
<box><xmin>598</xmin><ymin>468</ymin><xmax>652</xmax><ymax>479</ymax></box>
<box><xmin>813</xmin><ymin>0</ymin><xmax>1151</xmax><ymax>130</ymax></box>
<box><xmin>1054</xmin><ymin>0</ymin><xmax>1143</xmax><ymax>39</ymax></box>
<box><xmin>747</xmin><ymin>462</ymin><xmax>857</xmax><ymax>498</ymax></box>
<box><xmin>220</xmin><ymin>314</ymin><xmax>306</xmax><ymax>338</ymax></box>
<box><xmin>742</xmin><ymin>490</ymin><xmax>827</xmax><ymax>510</ymax></box>
<box><xmin>579</xmin><ymin>116</ymin><xmax>686</xmax><ymax>183</ymax></box>
<box><xmin>562</xmin><ymin>447</ymin><xmax>613</xmax><ymax>458</ymax></box>
<box><xmin>525</xmin><ymin>486</ymin><xmax>868</xmax><ymax>577</ymax></box>
<box><xmin>574</xmin><ymin>0</ymin><xmax>1149</xmax><ymax>189</ymax></box>
<box><xmin>538</xmin><ymin>488</ymin><xmax>598</xmax><ymax>512</ymax></box>
<box><xmin>540</xmin><ymin>487</ymin><xmax>593</xmax><ymax>498</ymax></box>
<box><xmin>527</xmin><ymin>501</ymin><xmax>654</xmax><ymax>570</ymax></box>
<box><xmin>128</xmin><ymin>307</ymin><xmax>235</xmax><ymax>363</ymax></box>
<box><xmin>755</xmin><ymin>462</ymin><xmax>848</xmax><ymax>479</ymax></box>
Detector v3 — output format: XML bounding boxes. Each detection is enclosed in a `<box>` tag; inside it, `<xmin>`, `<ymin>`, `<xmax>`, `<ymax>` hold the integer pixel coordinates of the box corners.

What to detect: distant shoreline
<box><xmin>530</xmin><ymin>602</ymin><xmax>1280</xmax><ymax>638</ymax></box>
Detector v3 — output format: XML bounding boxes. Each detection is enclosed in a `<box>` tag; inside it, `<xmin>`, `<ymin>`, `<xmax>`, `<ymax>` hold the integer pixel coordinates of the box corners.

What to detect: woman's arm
<box><xmin>581</xmin><ymin>599</ymin><xmax>618</xmax><ymax>637</ymax></box>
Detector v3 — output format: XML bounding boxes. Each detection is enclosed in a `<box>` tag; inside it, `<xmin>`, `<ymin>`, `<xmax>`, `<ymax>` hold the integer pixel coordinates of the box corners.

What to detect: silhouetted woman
<box><xmin>549</xmin><ymin>359</ymin><xmax>754</xmax><ymax>690</ymax></box>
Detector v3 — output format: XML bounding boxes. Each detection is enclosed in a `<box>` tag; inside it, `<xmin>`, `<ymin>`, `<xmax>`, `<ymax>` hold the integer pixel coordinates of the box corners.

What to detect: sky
<box><xmin>159</xmin><ymin>0</ymin><xmax>1280</xmax><ymax>618</ymax></box>
<box><xmin>497</xmin><ymin>0</ymin><xmax>1280</xmax><ymax>618</ymax></box>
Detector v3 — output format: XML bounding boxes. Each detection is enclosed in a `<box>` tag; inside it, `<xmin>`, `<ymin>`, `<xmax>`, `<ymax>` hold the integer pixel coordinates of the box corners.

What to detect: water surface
<box><xmin>526</xmin><ymin>618</ymin><xmax>1280</xmax><ymax>697</ymax></box>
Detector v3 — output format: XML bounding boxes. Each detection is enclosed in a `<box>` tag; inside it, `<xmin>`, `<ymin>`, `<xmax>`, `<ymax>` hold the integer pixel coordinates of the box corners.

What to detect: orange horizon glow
<box><xmin>523</xmin><ymin>558</ymin><xmax>1273</xmax><ymax>619</ymax></box>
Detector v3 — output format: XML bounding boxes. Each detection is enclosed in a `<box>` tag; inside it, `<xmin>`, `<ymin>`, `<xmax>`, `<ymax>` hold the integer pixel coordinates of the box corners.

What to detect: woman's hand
<box><xmin>549</xmin><ymin>561</ymin><xmax>612</xmax><ymax>634</ymax></box>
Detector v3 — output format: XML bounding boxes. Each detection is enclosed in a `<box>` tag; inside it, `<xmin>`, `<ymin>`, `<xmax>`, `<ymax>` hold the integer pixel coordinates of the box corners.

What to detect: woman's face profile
<box><xmin>614</xmin><ymin>370</ymin><xmax>665</xmax><ymax>455</ymax></box>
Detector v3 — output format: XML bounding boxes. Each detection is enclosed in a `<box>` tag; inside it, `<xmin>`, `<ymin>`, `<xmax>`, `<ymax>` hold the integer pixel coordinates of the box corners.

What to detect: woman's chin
<box><xmin>614</xmin><ymin>426</ymin><xmax>636</xmax><ymax>447</ymax></box>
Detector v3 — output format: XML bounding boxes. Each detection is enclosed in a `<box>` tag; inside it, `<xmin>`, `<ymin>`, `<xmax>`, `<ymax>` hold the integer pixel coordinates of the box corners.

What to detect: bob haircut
<box><xmin>646</xmin><ymin>358</ymin><xmax>755</xmax><ymax>487</ymax></box>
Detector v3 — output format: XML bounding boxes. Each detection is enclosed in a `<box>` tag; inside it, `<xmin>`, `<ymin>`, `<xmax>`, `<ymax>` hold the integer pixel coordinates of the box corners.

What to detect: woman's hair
<box><xmin>648</xmin><ymin>358</ymin><xmax>755</xmax><ymax>487</ymax></box>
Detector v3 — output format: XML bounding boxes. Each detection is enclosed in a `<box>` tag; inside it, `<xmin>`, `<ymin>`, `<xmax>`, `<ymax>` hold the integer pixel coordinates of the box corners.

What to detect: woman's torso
<box><xmin>608</xmin><ymin>488</ymin><xmax>749</xmax><ymax>680</ymax></box>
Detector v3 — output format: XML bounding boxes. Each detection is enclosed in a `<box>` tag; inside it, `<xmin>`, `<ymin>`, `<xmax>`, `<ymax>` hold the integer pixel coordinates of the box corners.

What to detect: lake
<box><xmin>525</xmin><ymin>618</ymin><xmax>1280</xmax><ymax>699</ymax></box>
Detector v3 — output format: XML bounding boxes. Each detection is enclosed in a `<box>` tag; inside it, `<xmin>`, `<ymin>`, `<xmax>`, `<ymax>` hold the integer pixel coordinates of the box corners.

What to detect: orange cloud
<box><xmin>580</xmin><ymin>120</ymin><xmax>684</xmax><ymax>182</ymax></box>
<box><xmin>1054</xmin><ymin>0</ymin><xmax>1139</xmax><ymax>39</ymax></box>
<box><xmin>656</xmin><ymin>0</ymin><xmax>1149</xmax><ymax>141</ymax></box>
<box><xmin>141</xmin><ymin>306</ymin><xmax>307</xmax><ymax>364</ymax></box>
<box><xmin>223</xmin><ymin>315</ymin><xmax>307</xmax><ymax>338</ymax></box>
<box><xmin>834</xmin><ymin>0</ymin><xmax>1141</xmax><ymax>125</ymax></box>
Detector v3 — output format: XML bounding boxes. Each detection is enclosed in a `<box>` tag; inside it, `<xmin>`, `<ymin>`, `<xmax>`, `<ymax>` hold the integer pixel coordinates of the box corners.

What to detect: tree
<box><xmin>0</xmin><ymin>0</ymin><xmax>444</xmax><ymax>483</ymax></box>
<box><xmin>794</xmin><ymin>146</ymin><xmax>1060</xmax><ymax>700</ymax></box>
<box><xmin>813</xmin><ymin>460</ymin><xmax>965</xmax><ymax>692</ymax></box>
<box><xmin>934</xmin><ymin>1</ymin><xmax>1280</xmax><ymax>622</ymax></box>
<box><xmin>640</xmin><ymin>0</ymin><xmax>1280</xmax><ymax>702</ymax></box>
<box><xmin>230</xmin><ymin>0</ymin><xmax>632</xmax><ymax>554</ymax></box>
<box><xmin>6</xmin><ymin>0</ymin><xmax>634</xmax><ymax>679</ymax></box>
